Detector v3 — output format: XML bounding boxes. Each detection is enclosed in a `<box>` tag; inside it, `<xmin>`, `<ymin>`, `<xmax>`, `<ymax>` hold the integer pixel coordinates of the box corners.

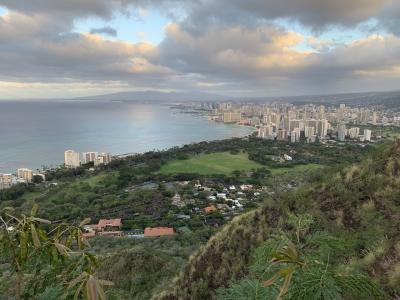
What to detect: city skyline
<box><xmin>0</xmin><ymin>0</ymin><xmax>400</xmax><ymax>99</ymax></box>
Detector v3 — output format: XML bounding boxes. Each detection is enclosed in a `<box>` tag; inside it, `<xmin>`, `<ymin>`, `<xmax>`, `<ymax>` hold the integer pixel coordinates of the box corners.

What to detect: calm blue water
<box><xmin>0</xmin><ymin>100</ymin><xmax>252</xmax><ymax>172</ymax></box>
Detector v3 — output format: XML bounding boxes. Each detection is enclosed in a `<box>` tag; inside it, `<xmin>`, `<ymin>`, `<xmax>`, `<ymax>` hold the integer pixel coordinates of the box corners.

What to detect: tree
<box><xmin>32</xmin><ymin>175</ymin><xmax>44</xmax><ymax>184</ymax></box>
<box><xmin>218</xmin><ymin>214</ymin><xmax>384</xmax><ymax>300</ymax></box>
<box><xmin>0</xmin><ymin>204</ymin><xmax>112</xmax><ymax>299</ymax></box>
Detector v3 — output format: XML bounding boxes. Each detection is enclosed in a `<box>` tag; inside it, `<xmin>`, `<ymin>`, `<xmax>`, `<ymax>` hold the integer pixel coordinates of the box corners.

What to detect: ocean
<box><xmin>0</xmin><ymin>100</ymin><xmax>253</xmax><ymax>173</ymax></box>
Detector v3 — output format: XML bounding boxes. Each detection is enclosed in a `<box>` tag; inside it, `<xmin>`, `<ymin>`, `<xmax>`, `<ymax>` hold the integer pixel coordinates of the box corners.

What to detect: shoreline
<box><xmin>0</xmin><ymin>109</ymin><xmax>254</xmax><ymax>174</ymax></box>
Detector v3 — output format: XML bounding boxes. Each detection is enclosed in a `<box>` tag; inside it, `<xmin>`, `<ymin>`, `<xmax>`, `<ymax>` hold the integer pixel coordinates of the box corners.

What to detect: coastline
<box><xmin>0</xmin><ymin>101</ymin><xmax>254</xmax><ymax>173</ymax></box>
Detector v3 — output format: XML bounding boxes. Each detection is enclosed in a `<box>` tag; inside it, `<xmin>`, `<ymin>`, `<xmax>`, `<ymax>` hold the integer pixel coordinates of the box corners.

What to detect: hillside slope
<box><xmin>156</xmin><ymin>140</ymin><xmax>400</xmax><ymax>299</ymax></box>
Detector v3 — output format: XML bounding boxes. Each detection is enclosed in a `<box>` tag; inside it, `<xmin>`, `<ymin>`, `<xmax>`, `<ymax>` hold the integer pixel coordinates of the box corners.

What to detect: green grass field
<box><xmin>159</xmin><ymin>152</ymin><xmax>262</xmax><ymax>175</ymax></box>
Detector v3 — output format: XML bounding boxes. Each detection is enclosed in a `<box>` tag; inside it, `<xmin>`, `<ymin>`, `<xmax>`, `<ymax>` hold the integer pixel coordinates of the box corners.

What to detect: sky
<box><xmin>0</xmin><ymin>0</ymin><xmax>399</xmax><ymax>99</ymax></box>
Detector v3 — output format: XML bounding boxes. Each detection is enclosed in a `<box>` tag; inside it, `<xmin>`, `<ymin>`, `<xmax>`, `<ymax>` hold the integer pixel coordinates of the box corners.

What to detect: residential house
<box><xmin>204</xmin><ymin>205</ymin><xmax>217</xmax><ymax>214</ymax></box>
<box><xmin>96</xmin><ymin>218</ymin><xmax>123</xmax><ymax>237</ymax></box>
<box><xmin>207</xmin><ymin>195</ymin><xmax>217</xmax><ymax>201</ymax></box>
<box><xmin>216</xmin><ymin>193</ymin><xmax>227</xmax><ymax>199</ymax></box>
<box><xmin>144</xmin><ymin>227</ymin><xmax>175</xmax><ymax>237</ymax></box>
<box><xmin>171</xmin><ymin>193</ymin><xmax>185</xmax><ymax>207</ymax></box>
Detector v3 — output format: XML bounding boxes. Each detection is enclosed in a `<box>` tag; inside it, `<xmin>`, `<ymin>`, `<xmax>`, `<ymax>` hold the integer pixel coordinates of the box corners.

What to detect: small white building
<box><xmin>217</xmin><ymin>193</ymin><xmax>227</xmax><ymax>199</ymax></box>
<box><xmin>283</xmin><ymin>154</ymin><xmax>293</xmax><ymax>161</ymax></box>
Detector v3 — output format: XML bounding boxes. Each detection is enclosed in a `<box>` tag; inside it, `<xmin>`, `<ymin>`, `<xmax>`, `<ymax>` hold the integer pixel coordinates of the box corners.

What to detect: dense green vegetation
<box><xmin>157</xmin><ymin>140</ymin><xmax>400</xmax><ymax>299</ymax></box>
<box><xmin>0</xmin><ymin>137</ymin><xmax>373</xmax><ymax>221</ymax></box>
<box><xmin>92</xmin><ymin>229</ymin><xmax>213</xmax><ymax>299</ymax></box>
<box><xmin>0</xmin><ymin>205</ymin><xmax>110</xmax><ymax>299</ymax></box>
<box><xmin>0</xmin><ymin>136</ymin><xmax>389</xmax><ymax>299</ymax></box>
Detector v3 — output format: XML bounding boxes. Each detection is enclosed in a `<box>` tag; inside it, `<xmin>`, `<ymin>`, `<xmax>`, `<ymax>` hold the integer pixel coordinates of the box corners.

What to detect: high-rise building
<box><xmin>294</xmin><ymin>127</ymin><xmax>301</xmax><ymax>140</ymax></box>
<box><xmin>306</xmin><ymin>119</ymin><xmax>317</xmax><ymax>130</ymax></box>
<box><xmin>337</xmin><ymin>104</ymin><xmax>346</xmax><ymax>121</ymax></box>
<box><xmin>277</xmin><ymin>129</ymin><xmax>288</xmax><ymax>141</ymax></box>
<box><xmin>64</xmin><ymin>150</ymin><xmax>81</xmax><ymax>168</ymax></box>
<box><xmin>364</xmin><ymin>129</ymin><xmax>372</xmax><ymax>142</ymax></box>
<box><xmin>83</xmin><ymin>152</ymin><xmax>98</xmax><ymax>164</ymax></box>
<box><xmin>270</xmin><ymin>113</ymin><xmax>278</xmax><ymax>125</ymax></box>
<box><xmin>282</xmin><ymin>116</ymin><xmax>291</xmax><ymax>131</ymax></box>
<box><xmin>358</xmin><ymin>108</ymin><xmax>370</xmax><ymax>124</ymax></box>
<box><xmin>223</xmin><ymin>112</ymin><xmax>241</xmax><ymax>123</ymax></box>
<box><xmin>218</xmin><ymin>102</ymin><xmax>232</xmax><ymax>112</ymax></box>
<box><xmin>348</xmin><ymin>127</ymin><xmax>360</xmax><ymax>139</ymax></box>
<box><xmin>289</xmin><ymin>120</ymin><xmax>300</xmax><ymax>132</ymax></box>
<box><xmin>371</xmin><ymin>112</ymin><xmax>377</xmax><ymax>125</ymax></box>
<box><xmin>298</xmin><ymin>121</ymin><xmax>305</xmax><ymax>132</ymax></box>
<box><xmin>317</xmin><ymin>119</ymin><xmax>328</xmax><ymax>137</ymax></box>
<box><xmin>17</xmin><ymin>168</ymin><xmax>33</xmax><ymax>183</ymax></box>
<box><xmin>304</xmin><ymin>126</ymin><xmax>315</xmax><ymax>138</ymax></box>
<box><xmin>338</xmin><ymin>124</ymin><xmax>347</xmax><ymax>141</ymax></box>
<box><xmin>0</xmin><ymin>173</ymin><xmax>13</xmax><ymax>189</ymax></box>
<box><xmin>258</xmin><ymin>125</ymin><xmax>274</xmax><ymax>139</ymax></box>
<box><xmin>290</xmin><ymin>130</ymin><xmax>298</xmax><ymax>143</ymax></box>
<box><xmin>318</xmin><ymin>106</ymin><xmax>325</xmax><ymax>119</ymax></box>
<box><xmin>94</xmin><ymin>153</ymin><xmax>112</xmax><ymax>166</ymax></box>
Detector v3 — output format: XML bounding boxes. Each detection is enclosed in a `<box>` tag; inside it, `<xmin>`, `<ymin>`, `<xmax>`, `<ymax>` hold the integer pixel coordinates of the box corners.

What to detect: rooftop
<box><xmin>98</xmin><ymin>218</ymin><xmax>122</xmax><ymax>228</ymax></box>
<box><xmin>144</xmin><ymin>227</ymin><xmax>174</xmax><ymax>237</ymax></box>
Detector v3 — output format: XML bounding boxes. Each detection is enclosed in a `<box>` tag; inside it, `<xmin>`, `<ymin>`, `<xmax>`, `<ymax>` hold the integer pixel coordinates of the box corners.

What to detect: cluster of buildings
<box><xmin>82</xmin><ymin>218</ymin><xmax>175</xmax><ymax>239</ymax></box>
<box><xmin>257</xmin><ymin>118</ymin><xmax>329</xmax><ymax>143</ymax></box>
<box><xmin>168</xmin><ymin>180</ymin><xmax>264</xmax><ymax>227</ymax></box>
<box><xmin>64</xmin><ymin>150</ymin><xmax>112</xmax><ymax>168</ymax></box>
<box><xmin>1</xmin><ymin>149</ymin><xmax>113</xmax><ymax>190</ymax></box>
<box><xmin>86</xmin><ymin>180</ymin><xmax>267</xmax><ymax>239</ymax></box>
<box><xmin>207</xmin><ymin>102</ymin><xmax>379</xmax><ymax>143</ymax></box>
<box><xmin>0</xmin><ymin>168</ymin><xmax>45</xmax><ymax>190</ymax></box>
<box><xmin>337</xmin><ymin>124</ymin><xmax>372</xmax><ymax>142</ymax></box>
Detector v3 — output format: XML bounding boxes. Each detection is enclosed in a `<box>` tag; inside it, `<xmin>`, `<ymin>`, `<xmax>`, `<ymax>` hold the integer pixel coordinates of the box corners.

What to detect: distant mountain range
<box><xmin>281</xmin><ymin>90</ymin><xmax>400</xmax><ymax>108</ymax></box>
<box><xmin>75</xmin><ymin>89</ymin><xmax>400</xmax><ymax>108</ymax></box>
<box><xmin>76</xmin><ymin>90</ymin><xmax>236</xmax><ymax>102</ymax></box>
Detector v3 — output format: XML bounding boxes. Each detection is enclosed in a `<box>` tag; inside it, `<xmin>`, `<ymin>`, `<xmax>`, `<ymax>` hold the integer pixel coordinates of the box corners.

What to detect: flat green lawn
<box><xmin>159</xmin><ymin>152</ymin><xmax>262</xmax><ymax>175</ymax></box>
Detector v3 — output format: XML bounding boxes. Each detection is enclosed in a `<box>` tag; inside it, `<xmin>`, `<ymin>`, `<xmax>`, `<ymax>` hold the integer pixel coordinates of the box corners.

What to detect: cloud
<box><xmin>0</xmin><ymin>0</ymin><xmax>118</xmax><ymax>19</ymax></box>
<box><xmin>155</xmin><ymin>24</ymin><xmax>308</xmax><ymax>78</ymax></box>
<box><xmin>0</xmin><ymin>0</ymin><xmax>400</xmax><ymax>97</ymax></box>
<box><xmin>90</xmin><ymin>26</ymin><xmax>117</xmax><ymax>36</ymax></box>
<box><xmin>0</xmin><ymin>0</ymin><xmax>398</xmax><ymax>35</ymax></box>
<box><xmin>0</xmin><ymin>12</ymin><xmax>171</xmax><ymax>85</ymax></box>
<box><xmin>153</xmin><ymin>23</ymin><xmax>400</xmax><ymax>94</ymax></box>
<box><xmin>177</xmin><ymin>0</ymin><xmax>391</xmax><ymax>34</ymax></box>
<box><xmin>377</xmin><ymin>0</ymin><xmax>400</xmax><ymax>35</ymax></box>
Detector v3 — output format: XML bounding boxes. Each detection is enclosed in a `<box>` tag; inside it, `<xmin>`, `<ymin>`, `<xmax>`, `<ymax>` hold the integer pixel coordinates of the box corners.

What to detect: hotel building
<box><xmin>64</xmin><ymin>150</ymin><xmax>81</xmax><ymax>168</ymax></box>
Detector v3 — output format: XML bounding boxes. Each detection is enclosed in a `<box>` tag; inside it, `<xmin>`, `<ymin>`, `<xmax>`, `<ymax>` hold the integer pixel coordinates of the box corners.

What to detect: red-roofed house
<box><xmin>97</xmin><ymin>218</ymin><xmax>123</xmax><ymax>237</ymax></box>
<box><xmin>98</xmin><ymin>218</ymin><xmax>122</xmax><ymax>230</ymax></box>
<box><xmin>204</xmin><ymin>205</ymin><xmax>217</xmax><ymax>214</ymax></box>
<box><xmin>144</xmin><ymin>227</ymin><xmax>175</xmax><ymax>237</ymax></box>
